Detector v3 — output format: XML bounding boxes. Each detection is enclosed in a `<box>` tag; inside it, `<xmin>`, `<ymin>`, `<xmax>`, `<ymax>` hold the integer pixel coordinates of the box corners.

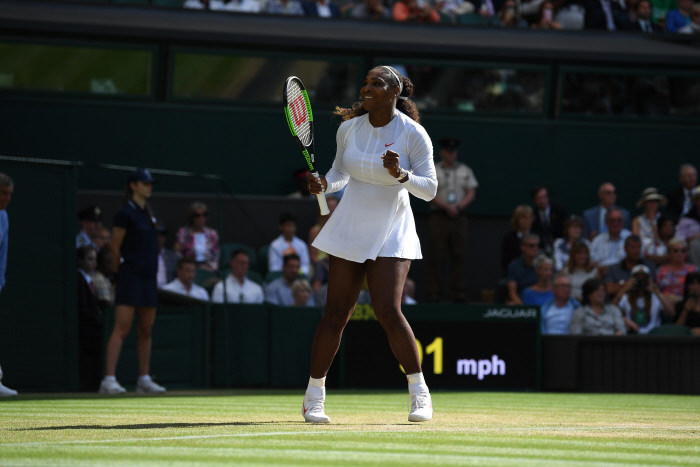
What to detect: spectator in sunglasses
<box><xmin>174</xmin><ymin>201</ymin><xmax>220</xmax><ymax>271</ymax></box>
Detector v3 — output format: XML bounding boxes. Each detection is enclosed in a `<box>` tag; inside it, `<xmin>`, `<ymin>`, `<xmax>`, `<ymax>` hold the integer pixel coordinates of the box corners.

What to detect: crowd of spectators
<box><xmin>501</xmin><ymin>163</ymin><xmax>700</xmax><ymax>336</ymax></box>
<box><xmin>76</xmin><ymin>205</ymin><xmax>418</xmax><ymax>316</ymax></box>
<box><xmin>179</xmin><ymin>0</ymin><xmax>700</xmax><ymax>33</ymax></box>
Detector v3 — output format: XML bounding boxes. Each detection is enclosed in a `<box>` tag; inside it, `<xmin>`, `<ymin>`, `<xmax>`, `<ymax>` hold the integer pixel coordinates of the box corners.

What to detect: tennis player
<box><xmin>304</xmin><ymin>66</ymin><xmax>437</xmax><ymax>423</ymax></box>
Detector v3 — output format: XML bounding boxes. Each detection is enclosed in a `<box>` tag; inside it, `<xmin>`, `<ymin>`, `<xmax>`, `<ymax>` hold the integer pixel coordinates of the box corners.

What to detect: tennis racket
<box><xmin>283</xmin><ymin>76</ymin><xmax>330</xmax><ymax>216</ymax></box>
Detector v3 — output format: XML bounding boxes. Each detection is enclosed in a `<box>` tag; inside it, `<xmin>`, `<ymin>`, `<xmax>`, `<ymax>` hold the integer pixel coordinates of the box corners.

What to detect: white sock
<box><xmin>407</xmin><ymin>372</ymin><xmax>429</xmax><ymax>395</ymax></box>
<box><xmin>138</xmin><ymin>375</ymin><xmax>152</xmax><ymax>382</ymax></box>
<box><xmin>306</xmin><ymin>376</ymin><xmax>326</xmax><ymax>398</ymax></box>
<box><xmin>103</xmin><ymin>375</ymin><xmax>116</xmax><ymax>382</ymax></box>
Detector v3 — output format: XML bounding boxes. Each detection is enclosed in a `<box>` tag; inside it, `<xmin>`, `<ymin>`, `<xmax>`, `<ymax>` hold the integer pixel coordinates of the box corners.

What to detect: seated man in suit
<box><xmin>584</xmin><ymin>0</ymin><xmax>629</xmax><ymax>30</ymax></box>
<box><xmin>530</xmin><ymin>185</ymin><xmax>567</xmax><ymax>255</ymax></box>
<box><xmin>666</xmin><ymin>164</ymin><xmax>697</xmax><ymax>224</ymax></box>
<box><xmin>583</xmin><ymin>182</ymin><xmax>631</xmax><ymax>240</ymax></box>
<box><xmin>628</xmin><ymin>0</ymin><xmax>663</xmax><ymax>31</ymax></box>
<box><xmin>302</xmin><ymin>0</ymin><xmax>341</xmax><ymax>17</ymax></box>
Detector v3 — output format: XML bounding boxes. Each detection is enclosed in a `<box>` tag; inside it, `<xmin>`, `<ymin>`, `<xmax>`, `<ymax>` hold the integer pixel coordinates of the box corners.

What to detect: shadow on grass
<box><xmin>19</xmin><ymin>421</ymin><xmax>302</xmax><ymax>431</ymax></box>
<box><xmin>19</xmin><ymin>421</ymin><xmax>416</xmax><ymax>431</ymax></box>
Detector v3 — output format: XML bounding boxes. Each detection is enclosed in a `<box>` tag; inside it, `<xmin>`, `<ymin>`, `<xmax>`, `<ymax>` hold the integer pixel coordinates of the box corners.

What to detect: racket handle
<box><xmin>316</xmin><ymin>193</ymin><xmax>330</xmax><ymax>216</ymax></box>
<box><xmin>311</xmin><ymin>171</ymin><xmax>330</xmax><ymax>215</ymax></box>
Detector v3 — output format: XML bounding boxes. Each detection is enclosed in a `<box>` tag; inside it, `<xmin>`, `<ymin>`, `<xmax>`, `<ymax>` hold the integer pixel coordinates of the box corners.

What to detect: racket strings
<box><xmin>286</xmin><ymin>82</ymin><xmax>312</xmax><ymax>145</ymax></box>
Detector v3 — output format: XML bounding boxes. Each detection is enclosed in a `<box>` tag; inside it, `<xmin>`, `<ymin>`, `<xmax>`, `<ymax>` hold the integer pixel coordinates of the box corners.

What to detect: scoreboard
<box><xmin>339</xmin><ymin>304</ymin><xmax>540</xmax><ymax>390</ymax></box>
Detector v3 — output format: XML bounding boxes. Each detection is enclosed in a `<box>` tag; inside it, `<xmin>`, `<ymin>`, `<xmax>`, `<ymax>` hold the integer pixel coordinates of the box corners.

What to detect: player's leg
<box><xmin>304</xmin><ymin>255</ymin><xmax>366</xmax><ymax>423</ymax></box>
<box><xmin>366</xmin><ymin>257</ymin><xmax>432</xmax><ymax>422</ymax></box>
<box><xmin>135</xmin><ymin>306</ymin><xmax>165</xmax><ymax>394</ymax></box>
<box><xmin>101</xmin><ymin>304</ymin><xmax>135</xmax><ymax>394</ymax></box>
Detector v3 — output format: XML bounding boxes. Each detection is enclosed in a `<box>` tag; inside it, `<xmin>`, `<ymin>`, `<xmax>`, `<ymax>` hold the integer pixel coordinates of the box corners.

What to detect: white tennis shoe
<box><xmin>302</xmin><ymin>394</ymin><xmax>331</xmax><ymax>423</ymax></box>
<box><xmin>99</xmin><ymin>378</ymin><xmax>126</xmax><ymax>395</ymax></box>
<box><xmin>408</xmin><ymin>391</ymin><xmax>433</xmax><ymax>422</ymax></box>
<box><xmin>136</xmin><ymin>378</ymin><xmax>166</xmax><ymax>394</ymax></box>
<box><xmin>0</xmin><ymin>382</ymin><xmax>18</xmax><ymax>396</ymax></box>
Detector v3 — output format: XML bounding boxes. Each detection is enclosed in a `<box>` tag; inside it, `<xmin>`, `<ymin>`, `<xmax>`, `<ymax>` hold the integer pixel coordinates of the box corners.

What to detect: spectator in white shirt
<box><xmin>590</xmin><ymin>208</ymin><xmax>632</xmax><ymax>272</ymax></box>
<box><xmin>161</xmin><ymin>258</ymin><xmax>209</xmax><ymax>301</ymax></box>
<box><xmin>269</xmin><ymin>212</ymin><xmax>311</xmax><ymax>276</ymax></box>
<box><xmin>212</xmin><ymin>249</ymin><xmax>265</xmax><ymax>304</ymax></box>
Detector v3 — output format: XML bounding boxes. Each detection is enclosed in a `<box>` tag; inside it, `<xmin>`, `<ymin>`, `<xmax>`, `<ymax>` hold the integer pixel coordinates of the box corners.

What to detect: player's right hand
<box><xmin>308</xmin><ymin>175</ymin><xmax>327</xmax><ymax>195</ymax></box>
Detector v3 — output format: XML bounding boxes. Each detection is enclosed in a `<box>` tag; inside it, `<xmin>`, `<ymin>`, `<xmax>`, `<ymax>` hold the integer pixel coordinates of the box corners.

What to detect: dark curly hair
<box><xmin>334</xmin><ymin>66</ymin><xmax>421</xmax><ymax>123</ymax></box>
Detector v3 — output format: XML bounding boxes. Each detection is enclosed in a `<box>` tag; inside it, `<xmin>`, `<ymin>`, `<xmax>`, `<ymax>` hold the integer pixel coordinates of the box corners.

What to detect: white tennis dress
<box><xmin>312</xmin><ymin>111</ymin><xmax>437</xmax><ymax>263</ymax></box>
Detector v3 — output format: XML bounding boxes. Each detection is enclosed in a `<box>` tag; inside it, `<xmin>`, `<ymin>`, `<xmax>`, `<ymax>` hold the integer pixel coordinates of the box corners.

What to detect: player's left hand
<box><xmin>381</xmin><ymin>150</ymin><xmax>402</xmax><ymax>178</ymax></box>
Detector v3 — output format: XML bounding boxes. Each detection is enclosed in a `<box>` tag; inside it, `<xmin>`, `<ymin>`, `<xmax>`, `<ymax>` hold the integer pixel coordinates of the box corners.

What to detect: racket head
<box><xmin>283</xmin><ymin>76</ymin><xmax>316</xmax><ymax>172</ymax></box>
<box><xmin>284</xmin><ymin>76</ymin><xmax>314</xmax><ymax>146</ymax></box>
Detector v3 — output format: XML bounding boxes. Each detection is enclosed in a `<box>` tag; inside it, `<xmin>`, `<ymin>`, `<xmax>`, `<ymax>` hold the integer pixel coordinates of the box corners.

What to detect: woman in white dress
<box><xmin>303</xmin><ymin>66</ymin><xmax>437</xmax><ymax>424</ymax></box>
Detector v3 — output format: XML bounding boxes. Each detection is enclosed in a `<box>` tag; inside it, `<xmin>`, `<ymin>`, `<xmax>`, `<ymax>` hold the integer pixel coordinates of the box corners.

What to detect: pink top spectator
<box><xmin>174</xmin><ymin>226</ymin><xmax>220</xmax><ymax>270</ymax></box>
<box><xmin>655</xmin><ymin>263</ymin><xmax>697</xmax><ymax>296</ymax></box>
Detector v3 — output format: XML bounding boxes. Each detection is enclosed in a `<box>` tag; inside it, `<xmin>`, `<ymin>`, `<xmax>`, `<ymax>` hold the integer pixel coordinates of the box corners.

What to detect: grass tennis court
<box><xmin>1</xmin><ymin>390</ymin><xmax>699</xmax><ymax>466</ymax></box>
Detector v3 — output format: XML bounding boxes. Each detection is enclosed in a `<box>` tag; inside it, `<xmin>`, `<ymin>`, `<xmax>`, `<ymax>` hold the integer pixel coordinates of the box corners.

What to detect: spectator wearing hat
<box><xmin>174</xmin><ymin>202</ymin><xmax>219</xmax><ymax>272</ymax></box>
<box><xmin>530</xmin><ymin>185</ymin><xmax>567</xmax><ymax>255</ymax></box>
<box><xmin>631</xmin><ymin>187</ymin><xmax>666</xmax><ymax>247</ymax></box>
<box><xmin>157</xmin><ymin>221</ymin><xmax>179</xmax><ymax>287</ymax></box>
<box><xmin>655</xmin><ymin>237</ymin><xmax>697</xmax><ymax>301</ymax></box>
<box><xmin>666</xmin><ymin>164</ymin><xmax>697</xmax><ymax>223</ymax></box>
<box><xmin>427</xmin><ymin>137</ymin><xmax>478</xmax><ymax>303</ymax></box>
<box><xmin>603</xmin><ymin>234</ymin><xmax>656</xmax><ymax>299</ymax></box>
<box><xmin>675</xmin><ymin>186</ymin><xmax>700</xmax><ymax>243</ymax></box>
<box><xmin>77</xmin><ymin>205</ymin><xmax>103</xmax><ymax>250</ymax></box>
<box><xmin>613</xmin><ymin>264</ymin><xmax>674</xmax><ymax>334</ymax></box>
<box><xmin>100</xmin><ymin>168</ymin><xmax>166</xmax><ymax>396</ymax></box>
<box><xmin>553</xmin><ymin>215</ymin><xmax>589</xmax><ymax>272</ymax></box>
<box><xmin>582</xmin><ymin>182</ymin><xmax>631</xmax><ymax>240</ymax></box>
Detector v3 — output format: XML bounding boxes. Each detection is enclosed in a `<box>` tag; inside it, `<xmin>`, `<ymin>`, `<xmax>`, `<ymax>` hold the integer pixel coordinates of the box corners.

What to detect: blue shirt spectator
<box><xmin>541</xmin><ymin>297</ymin><xmax>580</xmax><ymax>334</ymax></box>
<box><xmin>522</xmin><ymin>287</ymin><xmax>554</xmax><ymax>307</ymax></box>
<box><xmin>665</xmin><ymin>0</ymin><xmax>691</xmax><ymax>32</ymax></box>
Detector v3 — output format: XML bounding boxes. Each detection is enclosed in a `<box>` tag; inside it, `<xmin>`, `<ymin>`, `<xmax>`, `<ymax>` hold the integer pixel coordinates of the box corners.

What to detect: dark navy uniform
<box><xmin>113</xmin><ymin>200</ymin><xmax>159</xmax><ymax>307</ymax></box>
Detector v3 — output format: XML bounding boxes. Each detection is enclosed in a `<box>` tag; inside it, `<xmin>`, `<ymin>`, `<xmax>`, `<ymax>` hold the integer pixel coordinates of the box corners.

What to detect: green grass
<box><xmin>1</xmin><ymin>390</ymin><xmax>699</xmax><ymax>466</ymax></box>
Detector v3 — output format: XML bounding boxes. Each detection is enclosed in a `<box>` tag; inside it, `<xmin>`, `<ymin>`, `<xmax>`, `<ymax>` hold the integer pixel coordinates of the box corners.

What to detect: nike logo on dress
<box><xmin>385</xmin><ymin>143</ymin><xmax>395</xmax><ymax>147</ymax></box>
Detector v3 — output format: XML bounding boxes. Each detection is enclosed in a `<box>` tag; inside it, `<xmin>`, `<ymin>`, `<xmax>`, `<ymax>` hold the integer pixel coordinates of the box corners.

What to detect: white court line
<box><xmin>3</xmin><ymin>426</ymin><xmax>700</xmax><ymax>448</ymax></box>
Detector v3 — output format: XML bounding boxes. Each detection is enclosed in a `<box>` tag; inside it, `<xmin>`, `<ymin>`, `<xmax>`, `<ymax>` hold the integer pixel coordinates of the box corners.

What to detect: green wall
<box><xmin>0</xmin><ymin>161</ymin><xmax>77</xmax><ymax>391</ymax></box>
<box><xmin>1</xmin><ymin>97</ymin><xmax>696</xmax><ymax>216</ymax></box>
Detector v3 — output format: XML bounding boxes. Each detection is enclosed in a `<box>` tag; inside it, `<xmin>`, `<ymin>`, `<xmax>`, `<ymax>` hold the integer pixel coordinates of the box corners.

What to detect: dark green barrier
<box><xmin>341</xmin><ymin>304</ymin><xmax>540</xmax><ymax>390</ymax></box>
<box><xmin>268</xmin><ymin>305</ymin><xmax>322</xmax><ymax>387</ymax></box>
<box><xmin>211</xmin><ymin>304</ymin><xmax>269</xmax><ymax>387</ymax></box>
<box><xmin>0</xmin><ymin>160</ymin><xmax>77</xmax><ymax>392</ymax></box>
<box><xmin>103</xmin><ymin>305</ymin><xmax>209</xmax><ymax>389</ymax></box>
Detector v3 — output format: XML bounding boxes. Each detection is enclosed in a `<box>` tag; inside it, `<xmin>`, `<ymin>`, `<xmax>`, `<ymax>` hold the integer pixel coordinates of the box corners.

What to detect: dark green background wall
<box><xmin>0</xmin><ymin>161</ymin><xmax>77</xmax><ymax>391</ymax></box>
<box><xmin>1</xmin><ymin>96</ymin><xmax>697</xmax><ymax>216</ymax></box>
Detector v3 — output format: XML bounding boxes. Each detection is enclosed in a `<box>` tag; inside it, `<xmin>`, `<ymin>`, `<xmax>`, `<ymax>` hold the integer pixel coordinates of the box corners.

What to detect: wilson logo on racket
<box><xmin>289</xmin><ymin>95</ymin><xmax>307</xmax><ymax>125</ymax></box>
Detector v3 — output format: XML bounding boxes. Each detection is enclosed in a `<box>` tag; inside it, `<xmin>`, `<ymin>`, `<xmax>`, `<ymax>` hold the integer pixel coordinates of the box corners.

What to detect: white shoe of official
<box><xmin>99</xmin><ymin>378</ymin><xmax>126</xmax><ymax>395</ymax></box>
<box><xmin>302</xmin><ymin>393</ymin><xmax>331</xmax><ymax>423</ymax></box>
<box><xmin>136</xmin><ymin>378</ymin><xmax>166</xmax><ymax>394</ymax></box>
<box><xmin>0</xmin><ymin>382</ymin><xmax>18</xmax><ymax>396</ymax></box>
<box><xmin>408</xmin><ymin>391</ymin><xmax>433</xmax><ymax>422</ymax></box>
